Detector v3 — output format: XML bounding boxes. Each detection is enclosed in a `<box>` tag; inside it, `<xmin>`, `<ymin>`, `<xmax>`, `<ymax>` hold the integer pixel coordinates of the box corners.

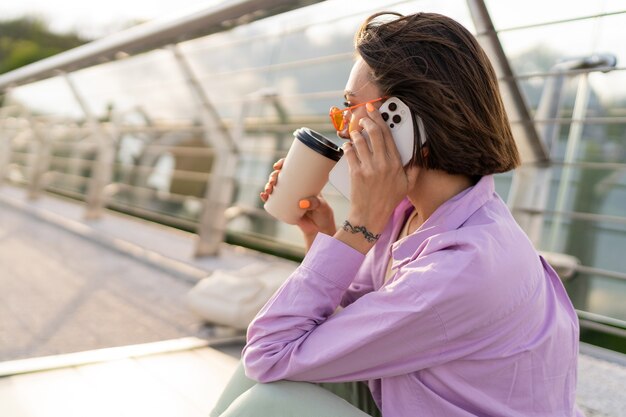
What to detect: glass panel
<box><xmin>588</xmin><ymin>69</ymin><xmax>626</xmax><ymax>120</ymax></box>
<box><xmin>567</xmin><ymin>273</ymin><xmax>626</xmax><ymax>321</ymax></box>
<box><xmin>550</xmin><ymin>104</ymin><xmax>626</xmax><ymax>165</ymax></box>
<box><xmin>108</xmin><ymin>129</ymin><xmax>208</xmax><ymax>225</ymax></box>
<box><xmin>542</xmin><ymin>165</ymin><xmax>626</xmax><ymax>217</ymax></box>
<box><xmin>48</xmin><ymin>129</ymin><xmax>95</xmax><ymax>196</ymax></box>
<box><xmin>494</xmin><ymin>171</ymin><xmax>514</xmax><ymax>201</ymax></box>
<box><xmin>499</xmin><ymin>19</ymin><xmax>599</xmax><ymax>70</ymax></box>
<box><xmin>485</xmin><ymin>0</ymin><xmax>625</xmax><ymax>30</ymax></box>
<box><xmin>72</xmin><ymin>50</ymin><xmax>198</xmax><ymax>122</ymax></box>
<box><xmin>9</xmin><ymin>77</ymin><xmax>83</xmax><ymax>118</ymax></box>
<box><xmin>515</xmin><ymin>70</ymin><xmax>626</xmax><ymax>163</ymax></box>
<box><xmin>540</xmin><ymin>204</ymin><xmax>626</xmax><ymax>272</ymax></box>
<box><xmin>595</xmin><ymin>12</ymin><xmax>626</xmax><ymax>68</ymax></box>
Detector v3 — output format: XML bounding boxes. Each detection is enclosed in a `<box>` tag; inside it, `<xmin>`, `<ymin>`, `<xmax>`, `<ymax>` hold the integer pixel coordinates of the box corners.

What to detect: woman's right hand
<box><xmin>260</xmin><ymin>158</ymin><xmax>336</xmax><ymax>250</ymax></box>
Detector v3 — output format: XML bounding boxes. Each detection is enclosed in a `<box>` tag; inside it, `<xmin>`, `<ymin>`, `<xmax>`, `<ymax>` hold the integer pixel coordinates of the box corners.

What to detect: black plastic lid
<box><xmin>293</xmin><ymin>127</ymin><xmax>343</xmax><ymax>162</ymax></box>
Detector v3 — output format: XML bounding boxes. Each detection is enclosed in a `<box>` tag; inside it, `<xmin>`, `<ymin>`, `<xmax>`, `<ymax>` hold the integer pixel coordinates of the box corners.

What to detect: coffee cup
<box><xmin>264</xmin><ymin>128</ymin><xmax>342</xmax><ymax>224</ymax></box>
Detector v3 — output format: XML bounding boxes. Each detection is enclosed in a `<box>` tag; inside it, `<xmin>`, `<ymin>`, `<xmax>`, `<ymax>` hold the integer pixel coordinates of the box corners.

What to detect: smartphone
<box><xmin>328</xmin><ymin>97</ymin><xmax>426</xmax><ymax>200</ymax></box>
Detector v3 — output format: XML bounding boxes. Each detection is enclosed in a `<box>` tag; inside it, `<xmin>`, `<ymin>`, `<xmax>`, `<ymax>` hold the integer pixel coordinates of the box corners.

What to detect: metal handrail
<box><xmin>111</xmin><ymin>182</ymin><xmax>203</xmax><ymax>203</ymax></box>
<box><xmin>577</xmin><ymin>309</ymin><xmax>626</xmax><ymax>329</ymax></box>
<box><xmin>101</xmin><ymin>199</ymin><xmax>199</xmax><ymax>229</ymax></box>
<box><xmin>575</xmin><ymin>265</ymin><xmax>626</xmax><ymax>282</ymax></box>
<box><xmin>0</xmin><ymin>0</ymin><xmax>325</xmax><ymax>90</ymax></box>
<box><xmin>112</xmin><ymin>163</ymin><xmax>211</xmax><ymax>182</ymax></box>
<box><xmin>511</xmin><ymin>65</ymin><xmax>626</xmax><ymax>81</ymax></box>
<box><xmin>545</xmin><ymin>161</ymin><xmax>626</xmax><ymax>171</ymax></box>
<box><xmin>45</xmin><ymin>171</ymin><xmax>90</xmax><ymax>183</ymax></box>
<box><xmin>513</xmin><ymin>207</ymin><xmax>626</xmax><ymax>226</ymax></box>
<box><xmin>512</xmin><ymin>117</ymin><xmax>626</xmax><ymax>125</ymax></box>
<box><xmin>183</xmin><ymin>0</ymin><xmax>413</xmax><ymax>54</ymax></box>
<box><xmin>141</xmin><ymin>146</ymin><xmax>215</xmax><ymax>157</ymax></box>
<box><xmin>50</xmin><ymin>156</ymin><xmax>97</xmax><ymax>167</ymax></box>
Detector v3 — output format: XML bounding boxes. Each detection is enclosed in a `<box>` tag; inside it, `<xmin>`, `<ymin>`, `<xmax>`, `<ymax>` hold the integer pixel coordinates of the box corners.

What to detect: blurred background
<box><xmin>0</xmin><ymin>1</ymin><xmax>625</xmax><ymax>414</ymax></box>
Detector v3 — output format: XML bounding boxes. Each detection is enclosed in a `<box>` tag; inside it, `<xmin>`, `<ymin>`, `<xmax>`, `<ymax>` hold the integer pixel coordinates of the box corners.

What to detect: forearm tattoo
<box><xmin>342</xmin><ymin>220</ymin><xmax>381</xmax><ymax>243</ymax></box>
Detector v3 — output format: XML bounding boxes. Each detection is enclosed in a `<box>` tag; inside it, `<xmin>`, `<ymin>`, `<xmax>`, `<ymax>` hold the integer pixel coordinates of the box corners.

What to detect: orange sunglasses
<box><xmin>329</xmin><ymin>97</ymin><xmax>386</xmax><ymax>131</ymax></box>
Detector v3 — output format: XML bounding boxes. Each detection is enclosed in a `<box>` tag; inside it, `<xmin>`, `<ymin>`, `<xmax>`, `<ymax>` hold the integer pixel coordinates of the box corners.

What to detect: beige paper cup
<box><xmin>264</xmin><ymin>128</ymin><xmax>342</xmax><ymax>224</ymax></box>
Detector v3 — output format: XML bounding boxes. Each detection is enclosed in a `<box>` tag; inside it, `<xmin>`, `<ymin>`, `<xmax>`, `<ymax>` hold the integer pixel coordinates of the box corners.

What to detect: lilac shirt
<box><xmin>243</xmin><ymin>176</ymin><xmax>582</xmax><ymax>417</ymax></box>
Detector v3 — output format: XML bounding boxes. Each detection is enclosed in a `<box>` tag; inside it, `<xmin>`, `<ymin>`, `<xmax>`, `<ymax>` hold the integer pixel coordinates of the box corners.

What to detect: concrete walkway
<box><xmin>0</xmin><ymin>196</ymin><xmax>232</xmax><ymax>361</ymax></box>
<box><xmin>0</xmin><ymin>185</ymin><xmax>296</xmax><ymax>362</ymax></box>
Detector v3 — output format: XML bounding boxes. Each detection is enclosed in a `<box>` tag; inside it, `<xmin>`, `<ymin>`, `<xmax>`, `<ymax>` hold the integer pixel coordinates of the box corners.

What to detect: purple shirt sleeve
<box><xmin>242</xmin><ymin>232</ymin><xmax>482</xmax><ymax>383</ymax></box>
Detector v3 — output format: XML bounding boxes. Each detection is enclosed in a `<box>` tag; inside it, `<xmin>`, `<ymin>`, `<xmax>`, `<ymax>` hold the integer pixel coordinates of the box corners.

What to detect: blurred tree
<box><xmin>0</xmin><ymin>16</ymin><xmax>89</xmax><ymax>75</ymax></box>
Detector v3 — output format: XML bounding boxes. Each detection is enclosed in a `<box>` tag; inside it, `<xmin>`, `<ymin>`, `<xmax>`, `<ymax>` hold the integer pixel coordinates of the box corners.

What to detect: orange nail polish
<box><xmin>299</xmin><ymin>200</ymin><xmax>311</xmax><ymax>209</ymax></box>
<box><xmin>366</xmin><ymin>102</ymin><xmax>375</xmax><ymax>112</ymax></box>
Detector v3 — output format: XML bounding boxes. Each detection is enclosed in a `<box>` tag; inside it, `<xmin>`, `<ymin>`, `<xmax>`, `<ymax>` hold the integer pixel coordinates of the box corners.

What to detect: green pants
<box><xmin>210</xmin><ymin>362</ymin><xmax>382</xmax><ymax>417</ymax></box>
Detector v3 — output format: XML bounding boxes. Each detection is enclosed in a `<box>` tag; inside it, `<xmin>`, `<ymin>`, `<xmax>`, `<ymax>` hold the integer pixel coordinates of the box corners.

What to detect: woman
<box><xmin>211</xmin><ymin>11</ymin><xmax>582</xmax><ymax>417</ymax></box>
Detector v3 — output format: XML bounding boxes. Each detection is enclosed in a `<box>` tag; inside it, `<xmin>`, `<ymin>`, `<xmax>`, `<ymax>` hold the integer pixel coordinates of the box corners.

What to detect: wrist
<box><xmin>345</xmin><ymin>212</ymin><xmax>388</xmax><ymax>236</ymax></box>
<box><xmin>333</xmin><ymin>220</ymin><xmax>382</xmax><ymax>255</ymax></box>
<box><xmin>341</xmin><ymin>220</ymin><xmax>381</xmax><ymax>243</ymax></box>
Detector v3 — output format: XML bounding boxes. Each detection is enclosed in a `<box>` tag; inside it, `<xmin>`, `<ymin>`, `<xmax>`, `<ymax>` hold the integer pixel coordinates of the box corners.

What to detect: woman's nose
<box><xmin>338</xmin><ymin>124</ymin><xmax>350</xmax><ymax>139</ymax></box>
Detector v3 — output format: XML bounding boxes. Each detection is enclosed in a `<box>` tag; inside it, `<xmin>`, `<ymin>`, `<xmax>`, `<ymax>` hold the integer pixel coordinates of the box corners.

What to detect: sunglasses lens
<box><xmin>329</xmin><ymin>107</ymin><xmax>344</xmax><ymax>131</ymax></box>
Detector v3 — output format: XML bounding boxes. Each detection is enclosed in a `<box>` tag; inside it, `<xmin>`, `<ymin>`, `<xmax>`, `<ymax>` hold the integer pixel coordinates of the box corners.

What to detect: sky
<box><xmin>0</xmin><ymin>0</ymin><xmax>222</xmax><ymax>39</ymax></box>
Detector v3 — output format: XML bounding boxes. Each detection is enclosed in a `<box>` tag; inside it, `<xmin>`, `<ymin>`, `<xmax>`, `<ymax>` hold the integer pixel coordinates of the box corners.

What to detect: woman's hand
<box><xmin>259</xmin><ymin>158</ymin><xmax>284</xmax><ymax>203</ymax></box>
<box><xmin>295</xmin><ymin>195</ymin><xmax>336</xmax><ymax>250</ymax></box>
<box><xmin>338</xmin><ymin>104</ymin><xmax>416</xmax><ymax>252</ymax></box>
<box><xmin>260</xmin><ymin>158</ymin><xmax>336</xmax><ymax>251</ymax></box>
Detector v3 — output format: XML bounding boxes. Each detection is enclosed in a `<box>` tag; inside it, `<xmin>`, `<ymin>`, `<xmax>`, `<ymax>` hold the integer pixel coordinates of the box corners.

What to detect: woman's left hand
<box><xmin>342</xmin><ymin>105</ymin><xmax>417</xmax><ymax>235</ymax></box>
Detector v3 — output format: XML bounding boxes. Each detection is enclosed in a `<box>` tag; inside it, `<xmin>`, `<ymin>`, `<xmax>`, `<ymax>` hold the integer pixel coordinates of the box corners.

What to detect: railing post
<box><xmin>195</xmin><ymin>150</ymin><xmax>239</xmax><ymax>256</ymax></box>
<box><xmin>0</xmin><ymin>136</ymin><xmax>10</xmax><ymax>187</ymax></box>
<box><xmin>0</xmin><ymin>103</ymin><xmax>14</xmax><ymax>187</ymax></box>
<box><xmin>169</xmin><ymin>44</ymin><xmax>239</xmax><ymax>257</ymax></box>
<box><xmin>466</xmin><ymin>0</ymin><xmax>549</xmax><ymax>165</ymax></box>
<box><xmin>548</xmin><ymin>74</ymin><xmax>591</xmax><ymax>251</ymax></box>
<box><xmin>506</xmin><ymin>66</ymin><xmax>568</xmax><ymax>246</ymax></box>
<box><xmin>62</xmin><ymin>72</ymin><xmax>115</xmax><ymax>219</ymax></box>
<box><xmin>26</xmin><ymin>120</ymin><xmax>52</xmax><ymax>199</ymax></box>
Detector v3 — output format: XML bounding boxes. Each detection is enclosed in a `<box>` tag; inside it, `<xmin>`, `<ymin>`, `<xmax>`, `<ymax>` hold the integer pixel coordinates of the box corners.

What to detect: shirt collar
<box><xmin>389</xmin><ymin>175</ymin><xmax>496</xmax><ymax>268</ymax></box>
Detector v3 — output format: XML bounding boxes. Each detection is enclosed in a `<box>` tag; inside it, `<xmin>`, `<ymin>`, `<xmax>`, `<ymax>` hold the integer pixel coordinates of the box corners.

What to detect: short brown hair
<box><xmin>356</xmin><ymin>12</ymin><xmax>520</xmax><ymax>176</ymax></box>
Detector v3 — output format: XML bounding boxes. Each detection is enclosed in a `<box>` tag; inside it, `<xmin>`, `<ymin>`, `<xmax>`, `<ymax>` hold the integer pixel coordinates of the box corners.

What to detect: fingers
<box><xmin>268</xmin><ymin>170</ymin><xmax>279</xmax><ymax>187</ymax></box>
<box><xmin>273</xmin><ymin>158</ymin><xmax>285</xmax><ymax>170</ymax></box>
<box><xmin>260</xmin><ymin>159</ymin><xmax>285</xmax><ymax>202</ymax></box>
<box><xmin>260</xmin><ymin>180</ymin><xmax>272</xmax><ymax>202</ymax></box>
<box><xmin>349</xmin><ymin>129</ymin><xmax>371</xmax><ymax>165</ymax></box>
<box><xmin>342</xmin><ymin>140</ymin><xmax>360</xmax><ymax>172</ymax></box>
<box><xmin>298</xmin><ymin>196</ymin><xmax>320</xmax><ymax>211</ymax></box>
<box><xmin>360</xmin><ymin>109</ymin><xmax>388</xmax><ymax>157</ymax></box>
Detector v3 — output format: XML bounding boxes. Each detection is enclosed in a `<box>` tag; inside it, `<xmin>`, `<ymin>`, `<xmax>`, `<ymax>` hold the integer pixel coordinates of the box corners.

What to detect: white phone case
<box><xmin>328</xmin><ymin>97</ymin><xmax>426</xmax><ymax>200</ymax></box>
